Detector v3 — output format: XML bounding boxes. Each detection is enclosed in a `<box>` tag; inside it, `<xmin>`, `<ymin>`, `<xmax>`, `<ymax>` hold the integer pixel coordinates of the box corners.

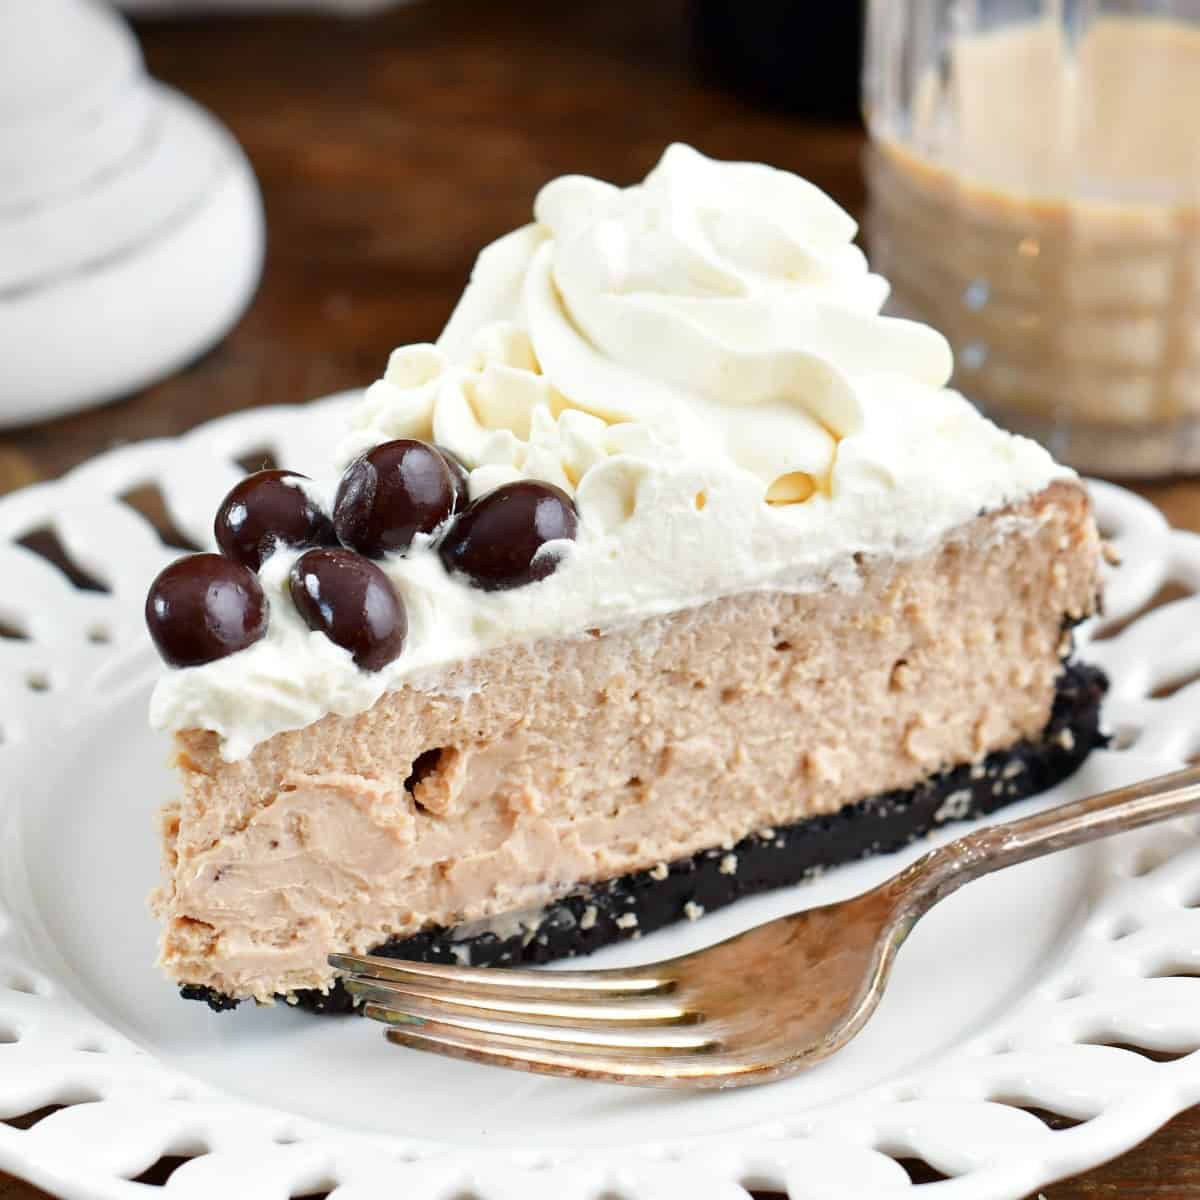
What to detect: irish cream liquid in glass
<box><xmin>864</xmin><ymin>0</ymin><xmax>1200</xmax><ymax>478</ymax></box>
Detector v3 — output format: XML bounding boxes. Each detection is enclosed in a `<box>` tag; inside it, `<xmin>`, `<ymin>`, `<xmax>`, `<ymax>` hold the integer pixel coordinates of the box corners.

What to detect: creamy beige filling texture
<box><xmin>154</xmin><ymin>482</ymin><xmax>1099</xmax><ymax>1002</ymax></box>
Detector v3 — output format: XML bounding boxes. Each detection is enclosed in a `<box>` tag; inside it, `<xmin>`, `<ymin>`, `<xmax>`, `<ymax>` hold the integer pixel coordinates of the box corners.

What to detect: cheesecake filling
<box><xmin>151</xmin><ymin>144</ymin><xmax>1070</xmax><ymax>760</ymax></box>
<box><xmin>155</xmin><ymin>484</ymin><xmax>1100</xmax><ymax>1001</ymax></box>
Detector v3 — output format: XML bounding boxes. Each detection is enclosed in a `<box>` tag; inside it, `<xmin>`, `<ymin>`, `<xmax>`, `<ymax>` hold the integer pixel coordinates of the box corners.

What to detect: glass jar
<box><xmin>863</xmin><ymin>0</ymin><xmax>1200</xmax><ymax>477</ymax></box>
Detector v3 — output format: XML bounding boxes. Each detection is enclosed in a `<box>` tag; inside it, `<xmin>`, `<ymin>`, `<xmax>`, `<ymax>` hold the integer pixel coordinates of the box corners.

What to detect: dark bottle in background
<box><xmin>691</xmin><ymin>0</ymin><xmax>864</xmax><ymax>122</ymax></box>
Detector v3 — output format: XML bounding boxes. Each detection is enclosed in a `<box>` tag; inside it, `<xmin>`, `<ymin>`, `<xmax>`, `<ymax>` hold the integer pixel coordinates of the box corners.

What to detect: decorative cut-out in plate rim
<box><xmin>0</xmin><ymin>395</ymin><xmax>1198</xmax><ymax>1200</ymax></box>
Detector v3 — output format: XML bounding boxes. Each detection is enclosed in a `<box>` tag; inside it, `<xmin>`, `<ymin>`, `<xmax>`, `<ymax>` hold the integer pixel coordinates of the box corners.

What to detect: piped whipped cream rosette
<box><xmin>150</xmin><ymin>143</ymin><xmax>1068</xmax><ymax>760</ymax></box>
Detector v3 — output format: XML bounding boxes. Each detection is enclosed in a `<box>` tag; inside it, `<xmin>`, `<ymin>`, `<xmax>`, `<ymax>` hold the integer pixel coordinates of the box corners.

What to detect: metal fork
<box><xmin>332</xmin><ymin>764</ymin><xmax>1200</xmax><ymax>1089</ymax></box>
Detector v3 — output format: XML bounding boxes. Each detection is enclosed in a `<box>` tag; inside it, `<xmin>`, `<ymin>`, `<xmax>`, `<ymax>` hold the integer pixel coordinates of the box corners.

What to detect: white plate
<box><xmin>1</xmin><ymin>396</ymin><xmax>1199</xmax><ymax>1200</ymax></box>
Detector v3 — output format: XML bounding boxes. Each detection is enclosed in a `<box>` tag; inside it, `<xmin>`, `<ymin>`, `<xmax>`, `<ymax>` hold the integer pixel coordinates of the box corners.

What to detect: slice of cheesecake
<box><xmin>145</xmin><ymin>145</ymin><xmax>1105</xmax><ymax>1009</ymax></box>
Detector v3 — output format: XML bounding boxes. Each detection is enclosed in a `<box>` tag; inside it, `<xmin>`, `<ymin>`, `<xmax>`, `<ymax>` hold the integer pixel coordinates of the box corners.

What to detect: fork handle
<box><xmin>891</xmin><ymin>763</ymin><xmax>1200</xmax><ymax>917</ymax></box>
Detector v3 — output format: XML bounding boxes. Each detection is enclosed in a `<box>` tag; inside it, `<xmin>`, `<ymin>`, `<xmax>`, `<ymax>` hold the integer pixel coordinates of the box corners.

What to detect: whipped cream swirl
<box><xmin>152</xmin><ymin>144</ymin><xmax>1070</xmax><ymax>759</ymax></box>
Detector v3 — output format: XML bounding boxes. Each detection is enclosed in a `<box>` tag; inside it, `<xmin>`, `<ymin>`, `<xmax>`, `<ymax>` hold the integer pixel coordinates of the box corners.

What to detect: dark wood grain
<box><xmin>0</xmin><ymin>1</ymin><xmax>1196</xmax><ymax>1196</ymax></box>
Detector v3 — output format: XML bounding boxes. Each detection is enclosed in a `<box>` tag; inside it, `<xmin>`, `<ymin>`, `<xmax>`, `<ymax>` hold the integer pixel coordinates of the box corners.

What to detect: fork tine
<box><xmin>329</xmin><ymin>952</ymin><xmax>673</xmax><ymax>997</ymax></box>
<box><xmin>343</xmin><ymin>977</ymin><xmax>695</xmax><ymax>1027</ymax></box>
<box><xmin>381</xmin><ymin>1020</ymin><xmax>731</xmax><ymax>1087</ymax></box>
<box><xmin>363</xmin><ymin>1002</ymin><xmax>710</xmax><ymax>1050</ymax></box>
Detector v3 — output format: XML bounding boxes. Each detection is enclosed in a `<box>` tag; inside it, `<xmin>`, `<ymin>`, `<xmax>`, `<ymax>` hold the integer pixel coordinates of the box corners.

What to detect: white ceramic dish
<box><xmin>117</xmin><ymin>1</ymin><xmax>411</xmax><ymax>12</ymax></box>
<box><xmin>0</xmin><ymin>0</ymin><xmax>263</xmax><ymax>428</ymax></box>
<box><xmin>1</xmin><ymin>395</ymin><xmax>1199</xmax><ymax>1200</ymax></box>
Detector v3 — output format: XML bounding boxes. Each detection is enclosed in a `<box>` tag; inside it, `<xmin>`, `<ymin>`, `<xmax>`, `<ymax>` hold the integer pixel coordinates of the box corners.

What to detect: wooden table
<box><xmin>1</xmin><ymin>1</ymin><xmax>1197</xmax><ymax>1195</ymax></box>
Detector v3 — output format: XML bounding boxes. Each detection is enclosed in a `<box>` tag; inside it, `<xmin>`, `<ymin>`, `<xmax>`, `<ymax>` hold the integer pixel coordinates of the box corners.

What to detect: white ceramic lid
<box><xmin>0</xmin><ymin>0</ymin><xmax>264</xmax><ymax>427</ymax></box>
